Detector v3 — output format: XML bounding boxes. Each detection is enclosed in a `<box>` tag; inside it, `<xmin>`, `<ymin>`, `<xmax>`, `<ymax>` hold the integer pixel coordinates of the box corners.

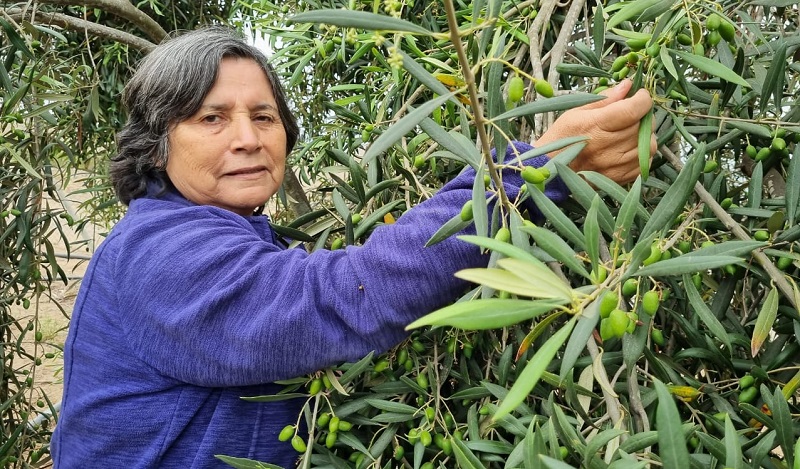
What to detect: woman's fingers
<box><xmin>589</xmin><ymin>89</ymin><xmax>654</xmax><ymax>132</ymax></box>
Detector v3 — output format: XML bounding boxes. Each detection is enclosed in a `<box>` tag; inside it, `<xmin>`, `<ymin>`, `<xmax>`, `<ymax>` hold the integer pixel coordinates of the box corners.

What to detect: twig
<box><xmin>659</xmin><ymin>145</ymin><xmax>798</xmax><ymax>310</ymax></box>
<box><xmin>442</xmin><ymin>0</ymin><xmax>510</xmax><ymax>210</ymax></box>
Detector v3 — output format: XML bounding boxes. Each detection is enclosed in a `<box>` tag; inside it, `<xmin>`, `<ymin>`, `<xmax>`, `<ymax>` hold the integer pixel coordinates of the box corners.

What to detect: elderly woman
<box><xmin>52</xmin><ymin>27</ymin><xmax>655</xmax><ymax>468</ymax></box>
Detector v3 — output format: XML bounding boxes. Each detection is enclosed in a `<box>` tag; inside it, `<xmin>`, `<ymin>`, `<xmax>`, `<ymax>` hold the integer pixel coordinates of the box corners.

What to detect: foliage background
<box><xmin>1</xmin><ymin>0</ymin><xmax>799</xmax><ymax>467</ymax></box>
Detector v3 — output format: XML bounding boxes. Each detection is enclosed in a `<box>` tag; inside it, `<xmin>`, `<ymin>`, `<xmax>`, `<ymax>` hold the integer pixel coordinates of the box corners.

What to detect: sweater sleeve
<box><xmin>113</xmin><ymin>142</ymin><xmax>568</xmax><ymax>387</ymax></box>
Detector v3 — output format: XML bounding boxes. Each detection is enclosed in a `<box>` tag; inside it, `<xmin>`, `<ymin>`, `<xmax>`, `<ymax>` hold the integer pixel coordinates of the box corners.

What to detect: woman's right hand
<box><xmin>533</xmin><ymin>79</ymin><xmax>657</xmax><ymax>184</ymax></box>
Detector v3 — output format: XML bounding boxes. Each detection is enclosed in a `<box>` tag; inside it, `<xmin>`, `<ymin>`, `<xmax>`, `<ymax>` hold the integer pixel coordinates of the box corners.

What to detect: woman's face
<box><xmin>166</xmin><ymin>57</ymin><xmax>288</xmax><ymax>216</ymax></box>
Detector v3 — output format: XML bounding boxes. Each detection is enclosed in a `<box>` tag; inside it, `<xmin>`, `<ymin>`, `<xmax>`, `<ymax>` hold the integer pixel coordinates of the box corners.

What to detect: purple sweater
<box><xmin>52</xmin><ymin>143</ymin><xmax>566</xmax><ymax>468</ymax></box>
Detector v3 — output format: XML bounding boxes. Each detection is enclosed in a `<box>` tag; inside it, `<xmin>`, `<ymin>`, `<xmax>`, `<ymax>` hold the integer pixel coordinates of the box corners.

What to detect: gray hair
<box><xmin>110</xmin><ymin>26</ymin><xmax>299</xmax><ymax>205</ymax></box>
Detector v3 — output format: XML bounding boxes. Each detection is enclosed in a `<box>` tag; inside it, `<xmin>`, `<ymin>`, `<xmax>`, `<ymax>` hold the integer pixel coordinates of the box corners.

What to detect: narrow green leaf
<box><xmin>749</xmin><ymin>162</ymin><xmax>763</xmax><ymax>208</ymax></box>
<box><xmin>751</xmin><ymin>285</ymin><xmax>779</xmax><ymax>357</ymax></box>
<box><xmin>398</xmin><ymin>51</ymin><xmax>451</xmax><ymax>96</ymax></box>
<box><xmin>364</xmin><ymin>399</ymin><xmax>418</xmax><ymax>414</ymax></box>
<box><xmin>420</xmin><ymin>119</ymin><xmax>481</xmax><ymax>169</ymax></box>
<box><xmin>539</xmin><ymin>456</ymin><xmax>575</xmax><ymax>469</ymax></box>
<box><xmin>638</xmin><ymin>111</ymin><xmax>653</xmax><ymax>181</ymax></box>
<box><xmin>640</xmin><ymin>146</ymin><xmax>705</xmax><ymax>239</ymax></box>
<box><xmin>728</xmin><ymin>121</ymin><xmax>772</xmax><ymax>139</ymax></box>
<box><xmin>553</xmin><ymin>162</ymin><xmax>615</xmax><ymax>235</ymax></box>
<box><xmin>580</xmin><ymin>172</ymin><xmax>649</xmax><ymax>222</ymax></box>
<box><xmin>614</xmin><ymin>177</ymin><xmax>643</xmax><ymax>246</ymax></box>
<box><xmin>406</xmin><ymin>298</ymin><xmax>564</xmax><ymax>330</ymax></box>
<box><xmin>606</xmin><ymin>0</ymin><xmax>663</xmax><ymax>29</ymax></box>
<box><xmin>528</xmin><ymin>187</ymin><xmax>587</xmax><ymax>250</ymax></box>
<box><xmin>289</xmin><ymin>10</ymin><xmax>434</xmax><ymax>35</ymax></box>
<box><xmin>425</xmin><ymin>212</ymin><xmax>472</xmax><ymax>247</ymax></box>
<box><xmin>683</xmin><ymin>273</ymin><xmax>732</xmax><ymax>352</ymax></box>
<box><xmin>494</xmin><ymin>319</ymin><xmax>575</xmax><ymax>419</ymax></box>
<box><xmin>455</xmin><ymin>268</ymin><xmax>567</xmax><ymax>300</ymax></box>
<box><xmin>452</xmin><ymin>438</ymin><xmax>487</xmax><ymax>469</ymax></box>
<box><xmin>338</xmin><ymin>351</ymin><xmax>375</xmax><ymax>385</ymax></box>
<box><xmin>472</xmin><ymin>167</ymin><xmax>489</xmax><ymax>239</ymax></box>
<box><xmin>724</xmin><ymin>414</ymin><xmax>745</xmax><ymax>469</ymax></box>
<box><xmin>214</xmin><ymin>454</ymin><xmax>284</xmax><ymax>469</ymax></box>
<box><xmin>584</xmin><ymin>195</ymin><xmax>602</xmax><ymax>275</ymax></box>
<box><xmin>673</xmin><ymin>50</ymin><xmax>750</xmax><ymax>87</ymax></box>
<box><xmin>354</xmin><ymin>200</ymin><xmax>404</xmax><ymax>239</ymax></box>
<box><xmin>520</xmin><ymin>224</ymin><xmax>590</xmax><ymax>279</ymax></box>
<box><xmin>787</xmin><ymin>142</ymin><xmax>800</xmax><ymax>225</ymax></box>
<box><xmin>492</xmin><ymin>93</ymin><xmax>604</xmax><ymax>121</ymax></box>
<box><xmin>363</xmin><ymin>91</ymin><xmax>457</xmax><ymax>165</ymax></box>
<box><xmin>654</xmin><ymin>379</ymin><xmax>690</xmax><ymax>468</ymax></box>
<box><xmin>559</xmin><ymin>300</ymin><xmax>599</xmax><ymax>379</ymax></box>
<box><xmin>760</xmin><ymin>41</ymin><xmax>787</xmax><ymax>114</ymax></box>
<box><xmin>772</xmin><ymin>387</ymin><xmax>795</xmax><ymax>467</ymax></box>
<box><xmin>633</xmin><ymin>255</ymin><xmax>743</xmax><ymax>277</ymax></box>
<box><xmin>458</xmin><ymin>235</ymin><xmax>547</xmax><ymax>266</ymax></box>
<box><xmin>241</xmin><ymin>393</ymin><xmax>307</xmax><ymax>402</ymax></box>
<box><xmin>11</xmin><ymin>153</ymin><xmax>43</xmax><ymax>179</ymax></box>
<box><xmin>555</xmin><ymin>63</ymin><xmax>611</xmax><ymax>78</ymax></box>
<box><xmin>497</xmin><ymin>258</ymin><xmax>574</xmax><ymax>299</ymax></box>
<box><xmin>584</xmin><ymin>428</ymin><xmax>628</xmax><ymax>468</ymax></box>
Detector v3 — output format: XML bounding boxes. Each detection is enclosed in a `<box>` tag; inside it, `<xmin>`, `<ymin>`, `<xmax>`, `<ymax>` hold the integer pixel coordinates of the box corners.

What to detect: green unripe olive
<box><xmin>771</xmin><ymin>137</ymin><xmax>787</xmax><ymax>152</ymax></box>
<box><xmin>459</xmin><ymin>200</ymin><xmax>474</xmax><ymax>222</ymax></box>
<box><xmin>326</xmin><ymin>431</ymin><xmax>338</xmax><ymax>448</ymax></box>
<box><xmin>703</xmin><ymin>160</ymin><xmax>718</xmax><ymax>173</ymax></box>
<box><xmin>35</xmin><ymin>331</ymin><xmax>43</xmax><ymax>342</ymax></box>
<box><xmin>676</xmin><ymin>33</ymin><xmax>693</xmax><ymax>46</ymax></box>
<box><xmin>651</xmin><ymin>328</ymin><xmax>665</xmax><ymax>346</ymax></box>
<box><xmin>719</xmin><ymin>20</ymin><xmax>735</xmax><ymax>41</ymax></box>
<box><xmin>338</xmin><ymin>420</ymin><xmax>353</xmax><ymax>432</ymax></box>
<box><xmin>599</xmin><ymin>290</ymin><xmax>618</xmax><ymax>318</ymax></box>
<box><xmin>534</xmin><ymin>80</ymin><xmax>554</xmax><ymax>98</ymax></box>
<box><xmin>720</xmin><ymin>197</ymin><xmax>733</xmax><ymax>209</ymax></box>
<box><xmin>756</xmin><ymin>147</ymin><xmax>771</xmax><ymax>161</ymax></box>
<box><xmin>439</xmin><ymin>436</ymin><xmax>453</xmax><ymax>455</ymax></box>
<box><xmin>279</xmin><ymin>424</ymin><xmax>295</xmax><ymax>442</ymax></box>
<box><xmin>590</xmin><ymin>266</ymin><xmax>608</xmax><ymax>285</ymax></box>
<box><xmin>677</xmin><ymin>240</ymin><xmax>692</xmax><ymax>254</ymax></box>
<box><xmin>641</xmin><ymin>290</ymin><xmax>660</xmax><ymax>316</ymax></box>
<box><xmin>350</xmin><ymin>213</ymin><xmax>362</xmax><ymax>224</ymax></box>
<box><xmin>642</xmin><ymin>243</ymin><xmax>662</xmax><ymax>266</ymax></box>
<box><xmin>462</xmin><ymin>342</ymin><xmax>473</xmax><ymax>358</ymax></box>
<box><xmin>777</xmin><ymin>256</ymin><xmax>793</xmax><ymax>271</ymax></box>
<box><xmin>661</xmin><ymin>249</ymin><xmax>673</xmax><ymax>260</ymax></box>
<box><xmin>484</xmin><ymin>174</ymin><xmax>491</xmax><ymax>188</ymax></box>
<box><xmin>539</xmin><ymin>167</ymin><xmax>551</xmax><ymax>179</ymax></box>
<box><xmin>646</xmin><ymin>43</ymin><xmax>661</xmax><ymax>58</ymax></box>
<box><xmin>397</xmin><ymin>348</ymin><xmax>408</xmax><ymax>366</ymax></box>
<box><xmin>309</xmin><ymin>378</ymin><xmax>323</xmax><ymax>395</ymax></box>
<box><xmin>694</xmin><ymin>43</ymin><xmax>705</xmax><ymax>56</ymax></box>
<box><xmin>745</xmin><ymin>144</ymin><xmax>757</xmax><ymax>158</ymax></box>
<box><xmin>22</xmin><ymin>298</ymin><xmax>31</xmax><ymax>309</ymax></box>
<box><xmin>627</xmin><ymin>51</ymin><xmax>640</xmax><ymax>64</ymax></box>
<box><xmin>739</xmin><ymin>386</ymin><xmax>759</xmax><ymax>404</ymax></box>
<box><xmin>616</xmin><ymin>66</ymin><xmax>630</xmax><ymax>80</ymax></box>
<box><xmin>521</xmin><ymin>166</ymin><xmax>545</xmax><ymax>184</ymax></box>
<box><xmin>753</xmin><ymin>230</ymin><xmax>770</xmax><ymax>242</ymax></box>
<box><xmin>329</xmin><ymin>416</ymin><xmax>341</xmax><ymax>433</ymax></box>
<box><xmin>611</xmin><ymin>55</ymin><xmax>628</xmax><ymax>72</ymax></box>
<box><xmin>622</xmin><ymin>278</ymin><xmax>638</xmax><ymax>297</ymax></box>
<box><xmin>413</xmin><ymin>155</ymin><xmax>426</xmax><ymax>169</ymax></box>
<box><xmin>508</xmin><ymin>76</ymin><xmax>525</xmax><ymax>103</ymax></box>
<box><xmin>317</xmin><ymin>412</ymin><xmax>331</xmax><ymax>428</ymax></box>
<box><xmin>706</xmin><ymin>14</ymin><xmax>721</xmax><ymax>31</ymax></box>
<box><xmin>707</xmin><ymin>30</ymin><xmax>721</xmax><ymax>47</ymax></box>
<box><xmin>407</xmin><ymin>428</ymin><xmax>420</xmax><ymax>444</ymax></box>
<box><xmin>774</xmin><ymin>128</ymin><xmax>787</xmax><ymax>138</ymax></box>
<box><xmin>412</xmin><ymin>340</ymin><xmax>426</xmax><ymax>352</ymax></box>
<box><xmin>626</xmin><ymin>38</ymin><xmax>648</xmax><ymax>51</ymax></box>
<box><xmin>739</xmin><ymin>374</ymin><xmax>755</xmax><ymax>389</ymax></box>
<box><xmin>421</xmin><ymin>463</ymin><xmax>434</xmax><ymax>469</ymax></box>
<box><xmin>599</xmin><ymin>318</ymin><xmax>614</xmax><ymax>341</ymax></box>
<box><xmin>559</xmin><ymin>446</ymin><xmax>569</xmax><ymax>460</ymax></box>
<box><xmin>599</xmin><ymin>77</ymin><xmax>609</xmax><ymax>86</ymax></box>
<box><xmin>291</xmin><ymin>435</ymin><xmax>307</xmax><ymax>453</ymax></box>
<box><xmin>608</xmin><ymin>309</ymin><xmax>630</xmax><ymax>338</ymax></box>
<box><xmin>700</xmin><ymin>240</ymin><xmax>715</xmax><ymax>249</ymax></box>
<box><xmin>393</xmin><ymin>445</ymin><xmax>405</xmax><ymax>460</ymax></box>
<box><xmin>10</xmin><ymin>208</ymin><xmax>22</xmax><ymax>216</ymax></box>
<box><xmin>373</xmin><ymin>359</ymin><xmax>389</xmax><ymax>373</ymax></box>
<box><xmin>425</xmin><ymin>406</ymin><xmax>436</xmax><ymax>422</ymax></box>
<box><xmin>692</xmin><ymin>272</ymin><xmax>703</xmax><ymax>289</ymax></box>
<box><xmin>420</xmin><ymin>430</ymin><xmax>433</xmax><ymax>447</ymax></box>
<box><xmin>494</xmin><ymin>227</ymin><xmax>511</xmax><ymax>243</ymax></box>
<box><xmin>416</xmin><ymin>372</ymin><xmax>429</xmax><ymax>390</ymax></box>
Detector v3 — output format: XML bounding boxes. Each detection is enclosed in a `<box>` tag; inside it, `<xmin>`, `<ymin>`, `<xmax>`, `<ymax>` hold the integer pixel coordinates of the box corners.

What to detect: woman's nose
<box><xmin>230</xmin><ymin>117</ymin><xmax>261</xmax><ymax>152</ymax></box>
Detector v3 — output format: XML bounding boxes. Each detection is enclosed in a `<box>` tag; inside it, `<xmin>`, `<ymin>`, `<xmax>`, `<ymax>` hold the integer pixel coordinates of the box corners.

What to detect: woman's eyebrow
<box><xmin>198</xmin><ymin>103</ymin><xmax>278</xmax><ymax>112</ymax></box>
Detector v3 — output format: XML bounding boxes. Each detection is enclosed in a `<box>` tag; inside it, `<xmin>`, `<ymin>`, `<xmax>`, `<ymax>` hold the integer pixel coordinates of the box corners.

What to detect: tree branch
<box><xmin>6</xmin><ymin>8</ymin><xmax>156</xmax><ymax>51</ymax></box>
<box><xmin>37</xmin><ymin>0</ymin><xmax>167</xmax><ymax>42</ymax></box>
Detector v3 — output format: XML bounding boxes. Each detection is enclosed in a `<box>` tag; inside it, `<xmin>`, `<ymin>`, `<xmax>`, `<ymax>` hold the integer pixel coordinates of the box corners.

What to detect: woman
<box><xmin>52</xmin><ymin>27</ymin><xmax>655</xmax><ymax>468</ymax></box>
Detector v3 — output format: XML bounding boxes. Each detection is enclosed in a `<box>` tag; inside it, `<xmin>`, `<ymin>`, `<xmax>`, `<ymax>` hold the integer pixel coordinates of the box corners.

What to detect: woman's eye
<box><xmin>201</xmin><ymin>114</ymin><xmax>222</xmax><ymax>123</ymax></box>
<box><xmin>254</xmin><ymin>114</ymin><xmax>275</xmax><ymax>123</ymax></box>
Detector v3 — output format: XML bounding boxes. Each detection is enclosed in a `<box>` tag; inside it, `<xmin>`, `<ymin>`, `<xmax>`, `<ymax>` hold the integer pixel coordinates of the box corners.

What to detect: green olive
<box><xmin>326</xmin><ymin>431</ymin><xmax>338</xmax><ymax>448</ymax></box>
<box><xmin>739</xmin><ymin>386</ymin><xmax>759</xmax><ymax>404</ymax></box>
<box><xmin>599</xmin><ymin>290</ymin><xmax>618</xmax><ymax>318</ymax></box>
<box><xmin>278</xmin><ymin>424</ymin><xmax>295</xmax><ymax>442</ymax></box>
<box><xmin>420</xmin><ymin>429</ymin><xmax>433</xmax><ymax>447</ymax></box>
<box><xmin>622</xmin><ymin>278</ymin><xmax>638</xmax><ymax>297</ymax></box>
<box><xmin>291</xmin><ymin>435</ymin><xmax>307</xmax><ymax>453</ymax></box>
<box><xmin>534</xmin><ymin>80</ymin><xmax>554</xmax><ymax>98</ymax></box>
<box><xmin>508</xmin><ymin>76</ymin><xmax>525</xmax><ymax>103</ymax></box>
<box><xmin>460</xmin><ymin>200</ymin><xmax>474</xmax><ymax>222</ymax></box>
<box><xmin>521</xmin><ymin>166</ymin><xmax>545</xmax><ymax>184</ymax></box>
<box><xmin>641</xmin><ymin>290</ymin><xmax>660</xmax><ymax>316</ymax></box>
<box><xmin>609</xmin><ymin>309</ymin><xmax>630</xmax><ymax>338</ymax></box>
<box><xmin>651</xmin><ymin>328</ymin><xmax>665</xmax><ymax>346</ymax></box>
<box><xmin>738</xmin><ymin>375</ymin><xmax>755</xmax><ymax>389</ymax></box>
<box><xmin>753</xmin><ymin>230</ymin><xmax>770</xmax><ymax>242</ymax></box>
